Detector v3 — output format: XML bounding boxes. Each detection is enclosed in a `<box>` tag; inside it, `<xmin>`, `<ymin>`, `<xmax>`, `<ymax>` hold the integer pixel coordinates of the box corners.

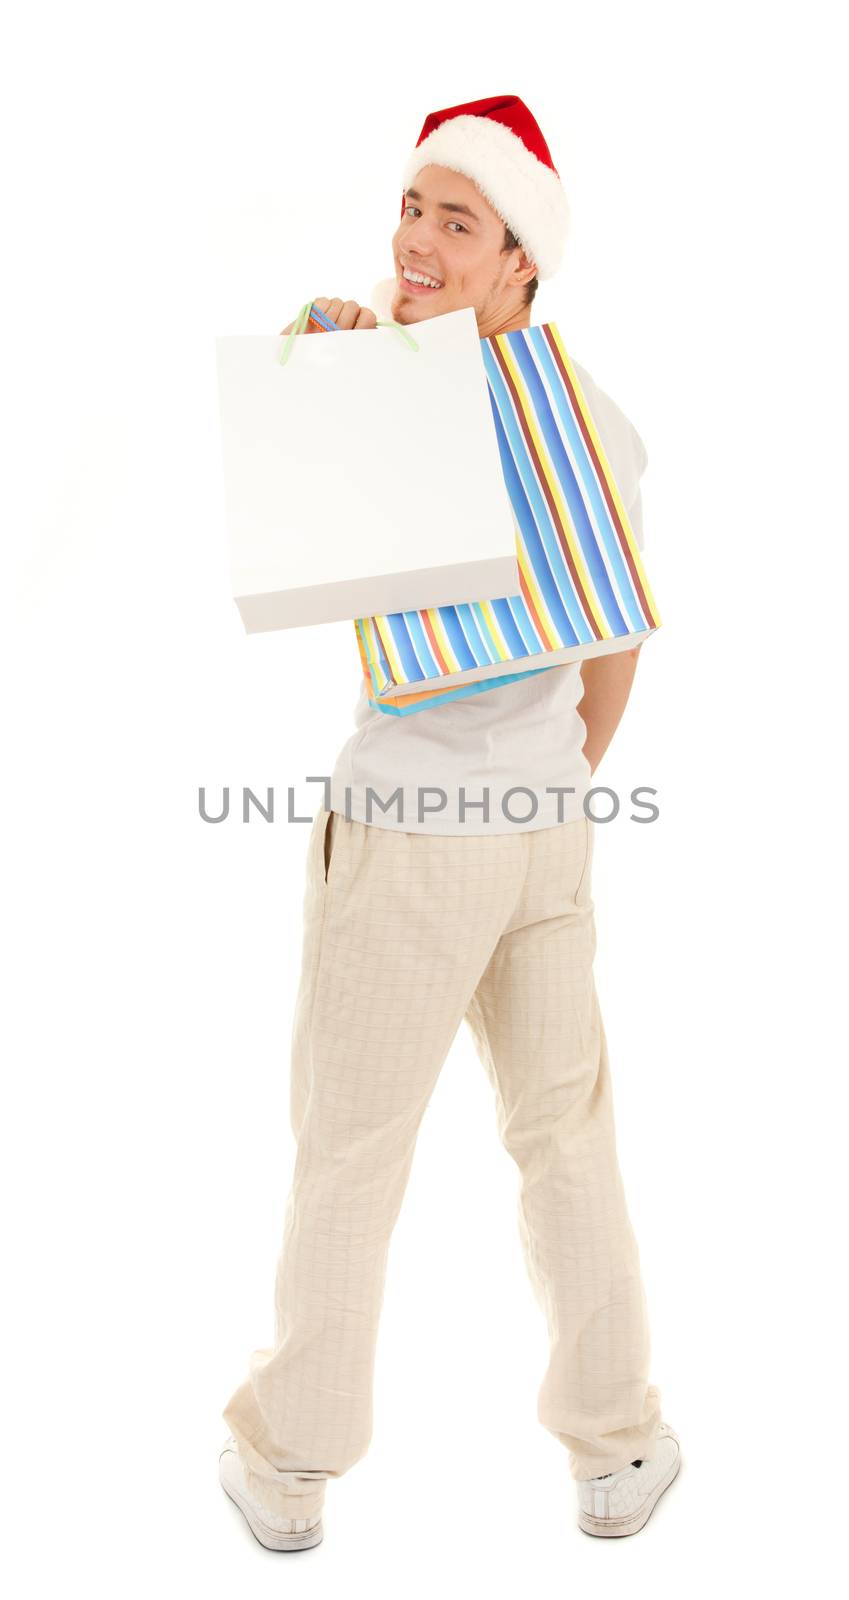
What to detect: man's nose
<box><xmin>404</xmin><ymin>215</ymin><xmax>438</xmax><ymax>252</ymax></box>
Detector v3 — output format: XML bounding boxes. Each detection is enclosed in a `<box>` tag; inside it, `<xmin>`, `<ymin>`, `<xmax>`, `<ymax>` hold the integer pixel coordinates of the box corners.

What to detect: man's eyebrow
<box><xmin>404</xmin><ymin>186</ymin><xmax>480</xmax><ymax>222</ymax></box>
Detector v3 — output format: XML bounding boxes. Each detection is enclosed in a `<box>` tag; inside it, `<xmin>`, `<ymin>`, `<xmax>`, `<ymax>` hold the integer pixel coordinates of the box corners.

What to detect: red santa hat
<box><xmin>400</xmin><ymin>95</ymin><xmax>570</xmax><ymax>281</ymax></box>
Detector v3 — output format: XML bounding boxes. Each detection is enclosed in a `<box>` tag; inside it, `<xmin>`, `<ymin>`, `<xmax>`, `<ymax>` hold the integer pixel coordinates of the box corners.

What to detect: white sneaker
<box><xmin>218</xmin><ymin>1436</ymin><xmax>324</xmax><ymax>1551</ymax></box>
<box><xmin>577</xmin><ymin>1421</ymin><xmax>681</xmax><ymax>1537</ymax></box>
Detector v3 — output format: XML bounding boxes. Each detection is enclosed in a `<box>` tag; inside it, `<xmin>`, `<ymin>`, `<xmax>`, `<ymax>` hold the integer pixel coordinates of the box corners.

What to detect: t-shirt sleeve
<box><xmin>571</xmin><ymin>360</ymin><xmax>649</xmax><ymax>552</ymax></box>
<box><xmin>627</xmin><ymin>483</ymin><xmax>645</xmax><ymax>551</ymax></box>
<box><xmin>623</xmin><ymin>419</ymin><xmax>652</xmax><ymax>550</ymax></box>
<box><xmin>625</xmin><ymin>425</ymin><xmax>649</xmax><ymax>552</ymax></box>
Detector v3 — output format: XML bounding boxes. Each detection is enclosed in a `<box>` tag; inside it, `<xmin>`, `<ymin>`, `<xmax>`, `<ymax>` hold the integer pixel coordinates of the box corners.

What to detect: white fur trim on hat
<box><xmin>401</xmin><ymin>114</ymin><xmax>570</xmax><ymax>280</ymax></box>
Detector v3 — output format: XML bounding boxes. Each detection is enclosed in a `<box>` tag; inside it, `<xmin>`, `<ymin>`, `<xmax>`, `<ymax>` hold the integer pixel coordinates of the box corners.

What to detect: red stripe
<box><xmin>372</xmin><ymin>616</ymin><xmax>400</xmax><ymax>686</ymax></box>
<box><xmin>542</xmin><ymin>327</ymin><xmax>656</xmax><ymax>626</ymax></box>
<box><xmin>420</xmin><ymin>610</ymin><xmax>451</xmax><ymax>674</ymax></box>
<box><xmin>517</xmin><ymin>558</ymin><xmax>552</xmax><ymax>651</ymax></box>
<box><xmin>491</xmin><ymin>336</ymin><xmax>602</xmax><ymax>641</ymax></box>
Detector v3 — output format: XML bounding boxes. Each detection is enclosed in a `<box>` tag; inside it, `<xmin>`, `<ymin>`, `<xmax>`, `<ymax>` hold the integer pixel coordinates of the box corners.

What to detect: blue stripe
<box><xmin>438</xmin><ymin>606</ymin><xmax>478</xmax><ymax>671</ymax></box>
<box><xmin>492</xmin><ymin>597</ymin><xmax>535</xmax><ymax>657</ymax></box>
<box><xmin>484</xmin><ymin>350</ymin><xmax>575</xmax><ymax>617</ymax></box>
<box><xmin>364</xmin><ymin>625</ymin><xmax>394</xmax><ymax>695</ymax></box>
<box><xmin>489</xmin><ymin>397</ymin><xmax>583</xmax><ymax>648</ymax></box>
<box><xmin>356</xmin><ymin>619</ymin><xmax>383</xmax><ymax>696</ymax></box>
<box><xmin>507</xmin><ymin>333</ymin><xmax>630</xmax><ymax>635</ymax></box>
<box><xmin>368</xmin><ymin>664</ymin><xmax>557</xmax><ymax>715</ymax></box>
<box><xmin>386</xmin><ymin>612</ymin><xmax>431</xmax><ymax>684</ymax></box>
<box><xmin>455</xmin><ymin>602</ymin><xmax>496</xmax><ymax>666</ymax></box>
<box><xmin>527</xmin><ymin>328</ymin><xmax>647</xmax><ymax>633</ymax></box>
<box><xmin>484</xmin><ymin>349</ymin><xmax>590</xmax><ymax>646</ymax></box>
<box><xmin>404</xmin><ymin>611</ymin><xmax>442</xmax><ymax>682</ymax></box>
<box><xmin>470</xmin><ymin>601</ymin><xmax>501</xmax><ymax>663</ymax></box>
<box><xmin>309</xmin><ymin>306</ymin><xmax>340</xmax><ymax>330</ymax></box>
<box><xmin>505</xmin><ymin>594</ymin><xmax>540</xmax><ymax>656</ymax></box>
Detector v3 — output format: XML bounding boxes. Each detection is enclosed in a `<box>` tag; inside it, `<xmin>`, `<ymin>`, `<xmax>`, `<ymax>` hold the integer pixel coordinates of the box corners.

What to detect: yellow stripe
<box><xmin>354</xmin><ymin>619</ymin><xmax>371</xmax><ymax>684</ymax></box>
<box><xmin>476</xmin><ymin>598</ymin><xmax>512</xmax><ymax>661</ymax></box>
<box><xmin>365</xmin><ymin>615</ymin><xmax>399</xmax><ymax>692</ymax></box>
<box><xmin>423</xmin><ymin>607</ymin><xmax>461</xmax><ymax>673</ymax></box>
<box><xmin>516</xmin><ymin>542</ymin><xmax>559</xmax><ymax>651</ymax></box>
<box><xmin>471</xmin><ymin>601</ymin><xmax>502</xmax><ymax>659</ymax></box>
<box><xmin>359</xmin><ymin>615</ymin><xmax>379</xmax><ymax>672</ymax></box>
<box><xmin>496</xmin><ymin>333</ymin><xmax>611</xmax><ymax>639</ymax></box>
<box><xmin>359</xmin><ymin>616</ymin><xmax>386</xmax><ymax>692</ymax></box>
<box><xmin>377</xmin><ymin>614</ymin><xmax>410</xmax><ymax>687</ymax></box>
<box><xmin>548</xmin><ymin>325</ymin><xmax>662</xmax><ymax>626</ymax></box>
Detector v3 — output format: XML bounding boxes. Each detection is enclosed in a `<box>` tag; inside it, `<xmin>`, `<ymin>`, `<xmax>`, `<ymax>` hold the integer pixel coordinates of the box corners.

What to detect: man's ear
<box><xmin>512</xmin><ymin>249</ymin><xmax>538</xmax><ymax>288</ymax></box>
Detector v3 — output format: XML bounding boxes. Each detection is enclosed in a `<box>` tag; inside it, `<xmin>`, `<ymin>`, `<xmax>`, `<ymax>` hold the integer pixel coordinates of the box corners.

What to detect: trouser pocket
<box><xmin>575</xmin><ymin>815</ymin><xmax>594</xmax><ymax>905</ymax></box>
<box><xmin>323</xmin><ymin>809</ymin><xmax>339</xmax><ymax>887</ymax></box>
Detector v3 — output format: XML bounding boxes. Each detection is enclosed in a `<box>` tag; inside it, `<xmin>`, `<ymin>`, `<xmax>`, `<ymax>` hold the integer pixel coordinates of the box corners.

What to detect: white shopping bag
<box><xmin>215</xmin><ymin>305</ymin><xmax>521</xmax><ymax>633</ymax></box>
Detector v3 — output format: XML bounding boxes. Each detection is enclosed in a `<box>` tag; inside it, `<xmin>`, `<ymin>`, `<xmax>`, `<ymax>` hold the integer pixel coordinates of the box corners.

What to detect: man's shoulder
<box><xmin>569</xmin><ymin>357</ymin><xmax>649</xmax><ymax>497</ymax></box>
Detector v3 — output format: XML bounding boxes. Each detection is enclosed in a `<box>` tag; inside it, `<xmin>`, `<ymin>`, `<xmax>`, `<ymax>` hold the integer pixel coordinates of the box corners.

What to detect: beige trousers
<box><xmin>223</xmin><ymin>807</ymin><xmax>662</xmax><ymax>1520</ymax></box>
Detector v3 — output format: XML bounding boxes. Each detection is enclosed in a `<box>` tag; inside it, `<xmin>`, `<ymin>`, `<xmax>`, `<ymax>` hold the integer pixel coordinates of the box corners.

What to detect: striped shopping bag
<box><xmin>356</xmin><ymin>320</ymin><xmax>661</xmax><ymax>715</ymax></box>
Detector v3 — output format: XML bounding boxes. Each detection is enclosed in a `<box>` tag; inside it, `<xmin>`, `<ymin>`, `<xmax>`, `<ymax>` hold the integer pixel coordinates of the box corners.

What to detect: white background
<box><xmin>3</xmin><ymin>2</ymin><xmax>847</xmax><ymax>1595</ymax></box>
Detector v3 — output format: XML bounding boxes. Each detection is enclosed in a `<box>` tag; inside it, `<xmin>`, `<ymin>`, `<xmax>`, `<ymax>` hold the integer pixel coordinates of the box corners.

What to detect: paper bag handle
<box><xmin>278</xmin><ymin>300</ymin><xmax>420</xmax><ymax>366</ymax></box>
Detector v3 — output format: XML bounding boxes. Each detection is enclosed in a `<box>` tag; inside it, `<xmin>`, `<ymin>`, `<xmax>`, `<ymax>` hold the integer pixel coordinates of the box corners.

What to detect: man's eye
<box><xmin>404</xmin><ymin>205</ymin><xmax>466</xmax><ymax>234</ymax></box>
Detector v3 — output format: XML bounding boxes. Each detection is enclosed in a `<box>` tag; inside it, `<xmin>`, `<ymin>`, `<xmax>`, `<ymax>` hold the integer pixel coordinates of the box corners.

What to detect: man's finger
<box><xmin>335</xmin><ymin>300</ymin><xmax>362</xmax><ymax>330</ymax></box>
<box><xmin>300</xmin><ymin>297</ymin><xmax>332</xmax><ymax>332</ymax></box>
<box><xmin>280</xmin><ymin>296</ymin><xmax>377</xmax><ymax>336</ymax></box>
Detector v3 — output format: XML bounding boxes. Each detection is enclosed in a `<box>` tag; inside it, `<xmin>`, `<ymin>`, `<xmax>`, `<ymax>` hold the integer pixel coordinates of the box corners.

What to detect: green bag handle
<box><xmin>278</xmin><ymin>299</ymin><xmax>419</xmax><ymax>366</ymax></box>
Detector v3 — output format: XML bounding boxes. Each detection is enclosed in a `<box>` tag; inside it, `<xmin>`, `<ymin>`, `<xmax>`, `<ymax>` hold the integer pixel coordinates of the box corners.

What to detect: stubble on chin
<box><xmin>391</xmin><ymin>290</ymin><xmax>453</xmax><ymax>326</ymax></box>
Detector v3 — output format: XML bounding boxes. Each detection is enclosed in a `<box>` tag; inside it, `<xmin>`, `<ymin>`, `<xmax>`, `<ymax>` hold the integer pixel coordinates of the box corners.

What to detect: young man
<box><xmin>219</xmin><ymin>95</ymin><xmax>681</xmax><ymax>1549</ymax></box>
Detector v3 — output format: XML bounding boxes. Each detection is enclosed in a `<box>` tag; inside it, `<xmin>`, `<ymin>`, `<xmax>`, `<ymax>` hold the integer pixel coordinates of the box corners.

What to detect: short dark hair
<box><xmin>502</xmin><ymin>224</ymin><xmax>538</xmax><ymax>306</ymax></box>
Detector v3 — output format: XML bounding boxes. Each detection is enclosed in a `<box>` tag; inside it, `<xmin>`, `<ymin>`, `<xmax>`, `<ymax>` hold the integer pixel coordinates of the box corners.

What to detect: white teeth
<box><xmin>403</xmin><ymin>268</ymin><xmax>443</xmax><ymax>288</ymax></box>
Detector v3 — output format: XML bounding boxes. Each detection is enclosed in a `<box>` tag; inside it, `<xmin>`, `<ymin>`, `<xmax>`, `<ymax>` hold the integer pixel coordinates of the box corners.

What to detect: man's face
<box><xmin>389</xmin><ymin>164</ymin><xmax>535</xmax><ymax>331</ymax></box>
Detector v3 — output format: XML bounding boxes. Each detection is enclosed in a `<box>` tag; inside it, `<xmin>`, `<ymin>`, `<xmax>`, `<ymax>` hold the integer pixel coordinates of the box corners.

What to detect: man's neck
<box><xmin>476</xmin><ymin>301</ymin><xmax>532</xmax><ymax>341</ymax></box>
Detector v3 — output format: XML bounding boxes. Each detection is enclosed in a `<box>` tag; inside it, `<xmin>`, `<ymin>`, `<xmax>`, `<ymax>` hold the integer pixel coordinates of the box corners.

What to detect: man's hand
<box><xmin>280</xmin><ymin>298</ymin><xmax>378</xmax><ymax>335</ymax></box>
<box><xmin>577</xmin><ymin>647</ymin><xmax>641</xmax><ymax>775</ymax></box>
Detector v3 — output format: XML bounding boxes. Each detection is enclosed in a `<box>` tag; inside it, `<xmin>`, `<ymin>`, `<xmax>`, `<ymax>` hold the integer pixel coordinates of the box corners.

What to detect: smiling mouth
<box><xmin>399</xmin><ymin>266</ymin><xmax>444</xmax><ymax>294</ymax></box>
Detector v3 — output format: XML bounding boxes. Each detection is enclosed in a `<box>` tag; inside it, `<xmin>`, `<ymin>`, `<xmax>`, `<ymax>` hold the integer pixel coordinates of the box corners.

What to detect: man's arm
<box><xmin>577</xmin><ymin>646</ymin><xmax>642</xmax><ymax>775</ymax></box>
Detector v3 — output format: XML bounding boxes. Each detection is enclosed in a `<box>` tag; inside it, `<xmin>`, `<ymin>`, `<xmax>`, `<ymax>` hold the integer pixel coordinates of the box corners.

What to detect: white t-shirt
<box><xmin>328</xmin><ymin>355</ymin><xmax>649</xmax><ymax>835</ymax></box>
